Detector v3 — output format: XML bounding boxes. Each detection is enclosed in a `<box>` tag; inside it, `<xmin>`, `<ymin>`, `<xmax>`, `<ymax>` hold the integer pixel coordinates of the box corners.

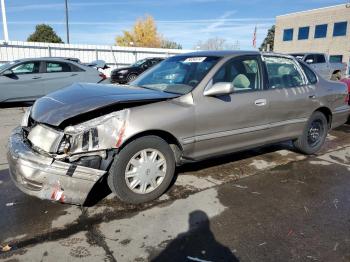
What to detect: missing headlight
<box><xmin>27</xmin><ymin>124</ymin><xmax>64</xmax><ymax>153</ymax></box>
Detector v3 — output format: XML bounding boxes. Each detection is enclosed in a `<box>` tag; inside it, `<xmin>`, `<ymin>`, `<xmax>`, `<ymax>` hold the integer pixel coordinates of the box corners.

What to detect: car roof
<box><xmin>289</xmin><ymin>52</ymin><xmax>325</xmax><ymax>56</ymax></box>
<box><xmin>182</xmin><ymin>50</ymin><xmax>259</xmax><ymax>57</ymax></box>
<box><xmin>177</xmin><ymin>50</ymin><xmax>297</xmax><ymax>59</ymax></box>
<box><xmin>143</xmin><ymin>57</ymin><xmax>164</xmax><ymax>60</ymax></box>
<box><xmin>14</xmin><ymin>57</ymin><xmax>79</xmax><ymax>63</ymax></box>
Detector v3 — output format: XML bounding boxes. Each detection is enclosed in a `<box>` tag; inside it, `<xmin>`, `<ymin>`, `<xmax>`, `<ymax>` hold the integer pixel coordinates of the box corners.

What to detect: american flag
<box><xmin>252</xmin><ymin>25</ymin><xmax>257</xmax><ymax>48</ymax></box>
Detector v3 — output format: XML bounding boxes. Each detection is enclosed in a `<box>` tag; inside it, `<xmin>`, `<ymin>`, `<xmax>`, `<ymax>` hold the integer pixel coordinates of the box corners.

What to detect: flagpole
<box><xmin>252</xmin><ymin>25</ymin><xmax>257</xmax><ymax>50</ymax></box>
<box><xmin>65</xmin><ymin>0</ymin><xmax>70</xmax><ymax>44</ymax></box>
<box><xmin>1</xmin><ymin>0</ymin><xmax>9</xmax><ymax>42</ymax></box>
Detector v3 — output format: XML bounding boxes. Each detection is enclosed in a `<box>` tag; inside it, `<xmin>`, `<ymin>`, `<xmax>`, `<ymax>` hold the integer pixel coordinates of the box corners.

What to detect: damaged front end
<box><xmin>7</xmin><ymin>108</ymin><xmax>130</xmax><ymax>205</ymax></box>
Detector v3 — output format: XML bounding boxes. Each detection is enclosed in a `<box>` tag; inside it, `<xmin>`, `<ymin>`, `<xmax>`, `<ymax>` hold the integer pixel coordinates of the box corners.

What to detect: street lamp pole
<box><xmin>1</xmin><ymin>0</ymin><xmax>9</xmax><ymax>42</ymax></box>
<box><xmin>65</xmin><ymin>0</ymin><xmax>70</xmax><ymax>43</ymax></box>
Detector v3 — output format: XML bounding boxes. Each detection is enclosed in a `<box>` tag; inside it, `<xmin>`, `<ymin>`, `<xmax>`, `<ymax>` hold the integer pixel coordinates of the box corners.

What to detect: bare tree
<box><xmin>195</xmin><ymin>37</ymin><xmax>238</xmax><ymax>50</ymax></box>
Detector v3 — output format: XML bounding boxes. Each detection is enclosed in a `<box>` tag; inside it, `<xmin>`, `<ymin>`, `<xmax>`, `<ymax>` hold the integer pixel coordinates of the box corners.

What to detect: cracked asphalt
<box><xmin>0</xmin><ymin>107</ymin><xmax>350</xmax><ymax>262</ymax></box>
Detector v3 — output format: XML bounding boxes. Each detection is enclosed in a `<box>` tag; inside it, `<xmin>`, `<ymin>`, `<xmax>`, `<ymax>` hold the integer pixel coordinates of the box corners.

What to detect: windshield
<box><xmin>131</xmin><ymin>59</ymin><xmax>148</xmax><ymax>67</ymax></box>
<box><xmin>131</xmin><ymin>56</ymin><xmax>221</xmax><ymax>95</ymax></box>
<box><xmin>0</xmin><ymin>61</ymin><xmax>15</xmax><ymax>72</ymax></box>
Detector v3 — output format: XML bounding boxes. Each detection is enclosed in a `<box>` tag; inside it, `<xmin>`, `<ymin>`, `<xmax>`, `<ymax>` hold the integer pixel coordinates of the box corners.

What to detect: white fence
<box><xmin>0</xmin><ymin>40</ymin><xmax>191</xmax><ymax>76</ymax></box>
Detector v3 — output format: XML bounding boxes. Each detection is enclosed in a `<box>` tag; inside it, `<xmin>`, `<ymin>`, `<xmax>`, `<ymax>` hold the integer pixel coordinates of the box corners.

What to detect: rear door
<box><xmin>0</xmin><ymin>61</ymin><xmax>44</xmax><ymax>102</ymax></box>
<box><xmin>42</xmin><ymin>61</ymin><xmax>82</xmax><ymax>94</ymax></box>
<box><xmin>262</xmin><ymin>55</ymin><xmax>318</xmax><ymax>137</ymax></box>
<box><xmin>67</xmin><ymin>63</ymin><xmax>102</xmax><ymax>83</ymax></box>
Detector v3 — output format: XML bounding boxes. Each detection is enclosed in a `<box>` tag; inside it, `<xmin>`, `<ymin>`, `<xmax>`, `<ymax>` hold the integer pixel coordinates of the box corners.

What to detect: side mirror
<box><xmin>305</xmin><ymin>59</ymin><xmax>314</xmax><ymax>64</ymax></box>
<box><xmin>1</xmin><ymin>69</ymin><xmax>14</xmax><ymax>76</ymax></box>
<box><xmin>204</xmin><ymin>82</ymin><xmax>234</xmax><ymax>96</ymax></box>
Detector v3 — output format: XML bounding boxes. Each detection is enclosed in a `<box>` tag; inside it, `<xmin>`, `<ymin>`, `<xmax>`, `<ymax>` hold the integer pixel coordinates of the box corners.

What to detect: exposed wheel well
<box><xmin>118</xmin><ymin>130</ymin><xmax>183</xmax><ymax>164</ymax></box>
<box><xmin>314</xmin><ymin>107</ymin><xmax>332</xmax><ymax>127</ymax></box>
<box><xmin>332</xmin><ymin>70</ymin><xmax>341</xmax><ymax>75</ymax></box>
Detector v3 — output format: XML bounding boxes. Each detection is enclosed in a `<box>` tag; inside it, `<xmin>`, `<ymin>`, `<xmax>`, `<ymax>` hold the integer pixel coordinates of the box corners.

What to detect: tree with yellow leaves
<box><xmin>116</xmin><ymin>15</ymin><xmax>182</xmax><ymax>49</ymax></box>
<box><xmin>116</xmin><ymin>15</ymin><xmax>161</xmax><ymax>48</ymax></box>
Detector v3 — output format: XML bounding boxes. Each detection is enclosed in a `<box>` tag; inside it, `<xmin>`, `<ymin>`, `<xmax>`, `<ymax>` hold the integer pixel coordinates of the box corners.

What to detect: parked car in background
<box><xmin>0</xmin><ymin>57</ymin><xmax>107</xmax><ymax>103</ymax></box>
<box><xmin>290</xmin><ymin>53</ymin><xmax>346</xmax><ymax>80</ymax></box>
<box><xmin>8</xmin><ymin>51</ymin><xmax>350</xmax><ymax>206</ymax></box>
<box><xmin>340</xmin><ymin>78</ymin><xmax>350</xmax><ymax>91</ymax></box>
<box><xmin>110</xmin><ymin>57</ymin><xmax>164</xmax><ymax>84</ymax></box>
<box><xmin>341</xmin><ymin>78</ymin><xmax>350</xmax><ymax>100</ymax></box>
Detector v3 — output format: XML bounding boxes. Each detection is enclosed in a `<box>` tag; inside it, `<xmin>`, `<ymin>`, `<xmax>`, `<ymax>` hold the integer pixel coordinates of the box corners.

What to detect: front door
<box><xmin>192</xmin><ymin>55</ymin><xmax>273</xmax><ymax>159</ymax></box>
<box><xmin>0</xmin><ymin>61</ymin><xmax>44</xmax><ymax>102</ymax></box>
<box><xmin>42</xmin><ymin>61</ymin><xmax>81</xmax><ymax>94</ymax></box>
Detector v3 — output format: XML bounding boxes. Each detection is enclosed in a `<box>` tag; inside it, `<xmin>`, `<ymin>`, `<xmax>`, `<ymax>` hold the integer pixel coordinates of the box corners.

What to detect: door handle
<box><xmin>254</xmin><ymin>99</ymin><xmax>267</xmax><ymax>106</ymax></box>
<box><xmin>32</xmin><ymin>76</ymin><xmax>41</xmax><ymax>80</ymax></box>
<box><xmin>309</xmin><ymin>95</ymin><xmax>316</xmax><ymax>99</ymax></box>
<box><xmin>70</xmin><ymin>73</ymin><xmax>78</xmax><ymax>77</ymax></box>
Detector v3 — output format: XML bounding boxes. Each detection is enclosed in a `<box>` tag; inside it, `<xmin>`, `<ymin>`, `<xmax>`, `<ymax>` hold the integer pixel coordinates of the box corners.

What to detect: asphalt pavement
<box><xmin>0</xmin><ymin>107</ymin><xmax>350</xmax><ymax>262</ymax></box>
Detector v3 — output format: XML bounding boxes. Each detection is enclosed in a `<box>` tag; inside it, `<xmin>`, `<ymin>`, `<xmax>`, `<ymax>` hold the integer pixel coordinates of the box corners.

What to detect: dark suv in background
<box><xmin>110</xmin><ymin>57</ymin><xmax>164</xmax><ymax>84</ymax></box>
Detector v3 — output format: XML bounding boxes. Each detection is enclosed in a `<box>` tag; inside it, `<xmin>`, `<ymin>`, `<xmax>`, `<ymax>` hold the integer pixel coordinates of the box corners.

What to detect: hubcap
<box><xmin>125</xmin><ymin>149</ymin><xmax>167</xmax><ymax>194</ymax></box>
<box><xmin>307</xmin><ymin>120</ymin><xmax>324</xmax><ymax>147</ymax></box>
<box><xmin>128</xmin><ymin>75</ymin><xmax>137</xmax><ymax>82</ymax></box>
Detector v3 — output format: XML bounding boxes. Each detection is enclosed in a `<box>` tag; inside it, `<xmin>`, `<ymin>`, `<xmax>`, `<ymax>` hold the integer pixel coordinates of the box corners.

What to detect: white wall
<box><xmin>0</xmin><ymin>40</ymin><xmax>192</xmax><ymax>76</ymax></box>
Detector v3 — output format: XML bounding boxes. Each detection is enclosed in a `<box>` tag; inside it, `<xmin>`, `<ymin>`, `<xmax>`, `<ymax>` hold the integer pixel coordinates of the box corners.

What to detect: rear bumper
<box><xmin>7</xmin><ymin>127</ymin><xmax>106</xmax><ymax>205</ymax></box>
<box><xmin>332</xmin><ymin>107</ymin><xmax>350</xmax><ymax>129</ymax></box>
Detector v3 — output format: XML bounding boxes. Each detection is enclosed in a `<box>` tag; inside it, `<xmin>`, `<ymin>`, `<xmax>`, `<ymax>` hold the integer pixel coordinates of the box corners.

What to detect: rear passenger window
<box><xmin>213</xmin><ymin>56</ymin><xmax>261</xmax><ymax>92</ymax></box>
<box><xmin>299</xmin><ymin>62</ymin><xmax>318</xmax><ymax>84</ymax></box>
<box><xmin>46</xmin><ymin>62</ymin><xmax>71</xmax><ymax>73</ymax></box>
<box><xmin>70</xmin><ymin>64</ymin><xmax>85</xmax><ymax>72</ymax></box>
<box><xmin>264</xmin><ymin>56</ymin><xmax>304</xmax><ymax>89</ymax></box>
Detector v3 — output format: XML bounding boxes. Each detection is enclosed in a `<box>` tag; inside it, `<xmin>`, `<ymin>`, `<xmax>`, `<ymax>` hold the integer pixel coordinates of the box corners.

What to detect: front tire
<box><xmin>126</xmin><ymin>73</ymin><xmax>138</xmax><ymax>83</ymax></box>
<box><xmin>293</xmin><ymin>111</ymin><xmax>328</xmax><ymax>155</ymax></box>
<box><xmin>108</xmin><ymin>136</ymin><xmax>175</xmax><ymax>204</ymax></box>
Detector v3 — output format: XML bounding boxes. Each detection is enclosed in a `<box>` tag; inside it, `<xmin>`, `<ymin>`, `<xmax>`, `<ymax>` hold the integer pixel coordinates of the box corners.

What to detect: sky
<box><xmin>0</xmin><ymin>0</ymin><xmax>346</xmax><ymax>50</ymax></box>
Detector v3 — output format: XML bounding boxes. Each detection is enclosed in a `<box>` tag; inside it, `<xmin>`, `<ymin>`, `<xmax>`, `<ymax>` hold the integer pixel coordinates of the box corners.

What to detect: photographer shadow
<box><xmin>152</xmin><ymin>210</ymin><xmax>239</xmax><ymax>262</ymax></box>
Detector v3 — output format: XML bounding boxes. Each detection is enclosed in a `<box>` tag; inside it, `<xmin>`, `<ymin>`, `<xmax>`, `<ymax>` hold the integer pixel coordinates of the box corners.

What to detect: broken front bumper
<box><xmin>7</xmin><ymin>127</ymin><xmax>106</xmax><ymax>205</ymax></box>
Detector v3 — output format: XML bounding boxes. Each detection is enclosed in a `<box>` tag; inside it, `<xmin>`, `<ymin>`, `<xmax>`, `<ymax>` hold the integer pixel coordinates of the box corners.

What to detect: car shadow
<box><xmin>151</xmin><ymin>210</ymin><xmax>239</xmax><ymax>262</ymax></box>
<box><xmin>177</xmin><ymin>142</ymin><xmax>292</xmax><ymax>174</ymax></box>
<box><xmin>88</xmin><ymin>142</ymin><xmax>294</xmax><ymax>206</ymax></box>
<box><xmin>0</xmin><ymin>102</ymin><xmax>33</xmax><ymax>108</ymax></box>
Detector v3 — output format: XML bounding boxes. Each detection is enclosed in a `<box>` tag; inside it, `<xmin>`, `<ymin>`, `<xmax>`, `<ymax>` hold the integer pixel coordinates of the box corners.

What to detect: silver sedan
<box><xmin>0</xmin><ymin>57</ymin><xmax>106</xmax><ymax>103</ymax></box>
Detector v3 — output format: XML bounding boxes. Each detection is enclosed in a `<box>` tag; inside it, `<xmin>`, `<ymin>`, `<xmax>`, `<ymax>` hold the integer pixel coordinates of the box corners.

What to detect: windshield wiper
<box><xmin>132</xmin><ymin>84</ymin><xmax>184</xmax><ymax>95</ymax></box>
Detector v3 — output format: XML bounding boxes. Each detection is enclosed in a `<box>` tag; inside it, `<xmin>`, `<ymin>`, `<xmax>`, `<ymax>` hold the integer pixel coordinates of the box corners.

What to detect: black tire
<box><xmin>126</xmin><ymin>73</ymin><xmax>138</xmax><ymax>83</ymax></box>
<box><xmin>107</xmin><ymin>136</ymin><xmax>175</xmax><ymax>204</ymax></box>
<box><xmin>293</xmin><ymin>111</ymin><xmax>328</xmax><ymax>155</ymax></box>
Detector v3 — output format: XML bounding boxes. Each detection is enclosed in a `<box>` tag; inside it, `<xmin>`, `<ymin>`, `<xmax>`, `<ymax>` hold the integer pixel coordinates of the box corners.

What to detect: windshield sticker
<box><xmin>184</xmin><ymin>57</ymin><xmax>207</xmax><ymax>63</ymax></box>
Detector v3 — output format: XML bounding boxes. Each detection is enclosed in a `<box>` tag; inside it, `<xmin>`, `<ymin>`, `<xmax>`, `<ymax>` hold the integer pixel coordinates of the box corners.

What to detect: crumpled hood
<box><xmin>31</xmin><ymin>83</ymin><xmax>179</xmax><ymax>126</ymax></box>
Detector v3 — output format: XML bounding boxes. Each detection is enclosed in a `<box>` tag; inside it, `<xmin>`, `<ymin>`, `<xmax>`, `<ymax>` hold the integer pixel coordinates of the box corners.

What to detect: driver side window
<box><xmin>11</xmin><ymin>62</ymin><xmax>40</xmax><ymax>75</ymax></box>
<box><xmin>212</xmin><ymin>56</ymin><xmax>261</xmax><ymax>92</ymax></box>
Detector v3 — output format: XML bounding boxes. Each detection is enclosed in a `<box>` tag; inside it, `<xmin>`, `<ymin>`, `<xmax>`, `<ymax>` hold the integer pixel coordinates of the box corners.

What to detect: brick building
<box><xmin>274</xmin><ymin>4</ymin><xmax>350</xmax><ymax>74</ymax></box>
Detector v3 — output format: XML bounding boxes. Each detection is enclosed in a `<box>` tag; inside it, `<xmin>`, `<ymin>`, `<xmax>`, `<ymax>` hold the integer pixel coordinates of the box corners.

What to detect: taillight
<box><xmin>99</xmin><ymin>73</ymin><xmax>107</xmax><ymax>80</ymax></box>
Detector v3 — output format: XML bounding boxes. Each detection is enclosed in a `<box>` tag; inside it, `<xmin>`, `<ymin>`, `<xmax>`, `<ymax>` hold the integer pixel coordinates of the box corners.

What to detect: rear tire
<box><xmin>107</xmin><ymin>136</ymin><xmax>175</xmax><ymax>204</ymax></box>
<box><xmin>293</xmin><ymin>111</ymin><xmax>328</xmax><ymax>155</ymax></box>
